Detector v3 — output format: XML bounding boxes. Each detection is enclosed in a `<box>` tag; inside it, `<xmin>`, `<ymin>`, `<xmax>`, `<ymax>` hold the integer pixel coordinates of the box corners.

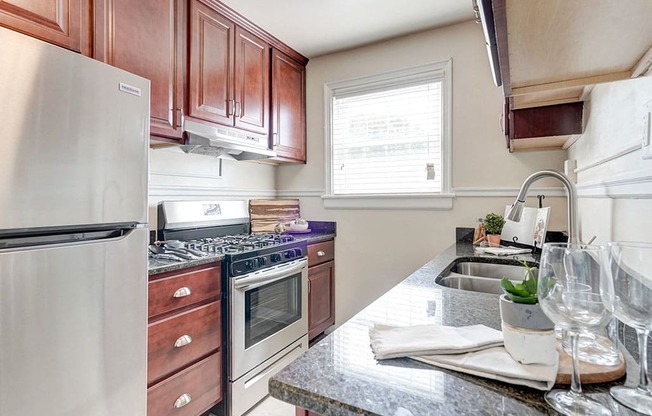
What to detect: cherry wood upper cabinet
<box><xmin>188</xmin><ymin>0</ymin><xmax>233</xmax><ymax>126</ymax></box>
<box><xmin>0</xmin><ymin>0</ymin><xmax>90</xmax><ymax>55</ymax></box>
<box><xmin>233</xmin><ymin>26</ymin><xmax>269</xmax><ymax>135</ymax></box>
<box><xmin>94</xmin><ymin>0</ymin><xmax>185</xmax><ymax>142</ymax></box>
<box><xmin>270</xmin><ymin>49</ymin><xmax>306</xmax><ymax>163</ymax></box>
<box><xmin>188</xmin><ymin>1</ymin><xmax>269</xmax><ymax>136</ymax></box>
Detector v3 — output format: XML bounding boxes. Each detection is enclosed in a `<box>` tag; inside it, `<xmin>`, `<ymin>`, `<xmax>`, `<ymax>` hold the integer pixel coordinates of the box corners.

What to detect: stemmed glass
<box><xmin>604</xmin><ymin>242</ymin><xmax>652</xmax><ymax>415</ymax></box>
<box><xmin>538</xmin><ymin>243</ymin><xmax>614</xmax><ymax>416</ymax></box>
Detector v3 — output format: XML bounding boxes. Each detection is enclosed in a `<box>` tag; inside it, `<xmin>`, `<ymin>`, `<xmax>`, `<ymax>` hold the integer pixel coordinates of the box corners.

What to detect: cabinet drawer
<box><xmin>149</xmin><ymin>264</ymin><xmax>221</xmax><ymax>318</ymax></box>
<box><xmin>148</xmin><ymin>301</ymin><xmax>221</xmax><ymax>385</ymax></box>
<box><xmin>307</xmin><ymin>240</ymin><xmax>334</xmax><ymax>267</ymax></box>
<box><xmin>147</xmin><ymin>352</ymin><xmax>222</xmax><ymax>416</ymax></box>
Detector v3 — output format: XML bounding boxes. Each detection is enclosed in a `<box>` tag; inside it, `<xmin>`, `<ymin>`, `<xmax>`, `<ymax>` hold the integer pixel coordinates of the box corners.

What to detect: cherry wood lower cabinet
<box><xmin>295</xmin><ymin>408</ymin><xmax>320</xmax><ymax>416</ymax></box>
<box><xmin>147</xmin><ymin>263</ymin><xmax>223</xmax><ymax>415</ymax></box>
<box><xmin>0</xmin><ymin>0</ymin><xmax>90</xmax><ymax>54</ymax></box>
<box><xmin>307</xmin><ymin>240</ymin><xmax>335</xmax><ymax>341</ymax></box>
<box><xmin>147</xmin><ymin>353</ymin><xmax>221</xmax><ymax>416</ymax></box>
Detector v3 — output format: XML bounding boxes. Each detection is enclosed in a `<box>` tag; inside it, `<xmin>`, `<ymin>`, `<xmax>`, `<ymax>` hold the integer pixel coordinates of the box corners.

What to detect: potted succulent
<box><xmin>499</xmin><ymin>261</ymin><xmax>557</xmax><ymax>365</ymax></box>
<box><xmin>483</xmin><ymin>212</ymin><xmax>505</xmax><ymax>247</ymax></box>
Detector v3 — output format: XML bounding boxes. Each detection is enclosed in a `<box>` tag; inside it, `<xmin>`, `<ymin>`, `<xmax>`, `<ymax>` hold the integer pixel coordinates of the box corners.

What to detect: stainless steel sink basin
<box><xmin>436</xmin><ymin>261</ymin><xmax>536</xmax><ymax>295</ymax></box>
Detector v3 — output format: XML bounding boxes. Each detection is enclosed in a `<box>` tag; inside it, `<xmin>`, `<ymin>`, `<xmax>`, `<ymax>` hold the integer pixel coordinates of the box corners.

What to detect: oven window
<box><xmin>245</xmin><ymin>272</ymin><xmax>301</xmax><ymax>349</ymax></box>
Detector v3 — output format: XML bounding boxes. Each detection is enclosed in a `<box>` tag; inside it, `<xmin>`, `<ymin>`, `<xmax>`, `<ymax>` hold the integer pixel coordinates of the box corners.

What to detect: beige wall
<box><xmin>277</xmin><ymin>20</ymin><xmax>569</xmax><ymax>325</ymax></box>
<box><xmin>567</xmin><ymin>76</ymin><xmax>652</xmax><ymax>244</ymax></box>
<box><xmin>147</xmin><ymin>147</ymin><xmax>276</xmax><ymax>231</ymax></box>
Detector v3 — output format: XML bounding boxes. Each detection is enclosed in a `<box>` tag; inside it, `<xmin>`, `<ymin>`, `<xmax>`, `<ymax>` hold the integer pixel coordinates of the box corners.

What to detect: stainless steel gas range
<box><xmin>155</xmin><ymin>200</ymin><xmax>309</xmax><ymax>416</ymax></box>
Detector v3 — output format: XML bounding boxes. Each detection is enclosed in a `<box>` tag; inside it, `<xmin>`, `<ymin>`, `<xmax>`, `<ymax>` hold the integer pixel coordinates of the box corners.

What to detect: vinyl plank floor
<box><xmin>244</xmin><ymin>396</ymin><xmax>295</xmax><ymax>416</ymax></box>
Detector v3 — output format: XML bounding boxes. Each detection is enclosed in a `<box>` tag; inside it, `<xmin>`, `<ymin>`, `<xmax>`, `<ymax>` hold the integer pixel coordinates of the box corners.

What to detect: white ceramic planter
<box><xmin>499</xmin><ymin>295</ymin><xmax>554</xmax><ymax>330</ymax></box>
<box><xmin>499</xmin><ymin>295</ymin><xmax>557</xmax><ymax>365</ymax></box>
<box><xmin>501</xmin><ymin>321</ymin><xmax>558</xmax><ymax>366</ymax></box>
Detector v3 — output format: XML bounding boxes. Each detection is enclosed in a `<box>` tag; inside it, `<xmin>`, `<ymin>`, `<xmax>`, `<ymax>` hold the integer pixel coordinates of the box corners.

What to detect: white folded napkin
<box><xmin>369</xmin><ymin>324</ymin><xmax>504</xmax><ymax>360</ymax></box>
<box><xmin>475</xmin><ymin>246</ymin><xmax>532</xmax><ymax>256</ymax></box>
<box><xmin>413</xmin><ymin>346</ymin><xmax>558</xmax><ymax>391</ymax></box>
<box><xmin>369</xmin><ymin>324</ymin><xmax>558</xmax><ymax>391</ymax></box>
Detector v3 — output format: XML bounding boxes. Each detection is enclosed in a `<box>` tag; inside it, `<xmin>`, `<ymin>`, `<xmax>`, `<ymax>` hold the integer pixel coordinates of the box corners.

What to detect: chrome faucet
<box><xmin>507</xmin><ymin>170</ymin><xmax>579</xmax><ymax>244</ymax></box>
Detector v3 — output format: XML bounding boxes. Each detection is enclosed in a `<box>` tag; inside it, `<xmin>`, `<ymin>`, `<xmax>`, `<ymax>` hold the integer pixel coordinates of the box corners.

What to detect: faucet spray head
<box><xmin>506</xmin><ymin>199</ymin><xmax>525</xmax><ymax>222</ymax></box>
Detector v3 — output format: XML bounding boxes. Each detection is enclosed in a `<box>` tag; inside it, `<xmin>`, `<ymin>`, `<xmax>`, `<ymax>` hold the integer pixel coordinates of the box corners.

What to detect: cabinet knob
<box><xmin>172</xmin><ymin>287</ymin><xmax>192</xmax><ymax>298</ymax></box>
<box><xmin>317</xmin><ymin>251</ymin><xmax>326</xmax><ymax>257</ymax></box>
<box><xmin>173</xmin><ymin>393</ymin><xmax>192</xmax><ymax>409</ymax></box>
<box><xmin>226</xmin><ymin>99</ymin><xmax>235</xmax><ymax>117</ymax></box>
<box><xmin>234</xmin><ymin>101</ymin><xmax>242</xmax><ymax>118</ymax></box>
<box><xmin>174</xmin><ymin>335</ymin><xmax>193</xmax><ymax>348</ymax></box>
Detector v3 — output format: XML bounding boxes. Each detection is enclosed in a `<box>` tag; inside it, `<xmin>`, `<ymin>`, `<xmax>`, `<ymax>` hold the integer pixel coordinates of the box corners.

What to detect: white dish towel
<box><xmin>369</xmin><ymin>324</ymin><xmax>558</xmax><ymax>391</ymax></box>
<box><xmin>474</xmin><ymin>246</ymin><xmax>532</xmax><ymax>256</ymax></box>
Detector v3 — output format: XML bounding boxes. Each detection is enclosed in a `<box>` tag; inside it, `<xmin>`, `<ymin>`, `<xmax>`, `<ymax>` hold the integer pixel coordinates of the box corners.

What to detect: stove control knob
<box><xmin>257</xmin><ymin>257</ymin><xmax>267</xmax><ymax>267</ymax></box>
<box><xmin>294</xmin><ymin>248</ymin><xmax>303</xmax><ymax>257</ymax></box>
<box><xmin>270</xmin><ymin>253</ymin><xmax>282</xmax><ymax>263</ymax></box>
<box><xmin>284</xmin><ymin>250</ymin><xmax>295</xmax><ymax>259</ymax></box>
<box><xmin>244</xmin><ymin>260</ymin><xmax>253</xmax><ymax>270</ymax></box>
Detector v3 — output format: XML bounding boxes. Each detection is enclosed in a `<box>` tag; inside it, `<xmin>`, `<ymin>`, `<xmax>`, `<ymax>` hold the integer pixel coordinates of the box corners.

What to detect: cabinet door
<box><xmin>0</xmin><ymin>0</ymin><xmax>89</xmax><ymax>54</ymax></box>
<box><xmin>147</xmin><ymin>353</ymin><xmax>222</xmax><ymax>416</ymax></box>
<box><xmin>234</xmin><ymin>26</ymin><xmax>270</xmax><ymax>135</ymax></box>
<box><xmin>94</xmin><ymin>0</ymin><xmax>185</xmax><ymax>141</ymax></box>
<box><xmin>308</xmin><ymin>260</ymin><xmax>335</xmax><ymax>340</ymax></box>
<box><xmin>271</xmin><ymin>49</ymin><xmax>306</xmax><ymax>162</ymax></box>
<box><xmin>188</xmin><ymin>0</ymin><xmax>234</xmax><ymax>126</ymax></box>
<box><xmin>296</xmin><ymin>408</ymin><xmax>320</xmax><ymax>416</ymax></box>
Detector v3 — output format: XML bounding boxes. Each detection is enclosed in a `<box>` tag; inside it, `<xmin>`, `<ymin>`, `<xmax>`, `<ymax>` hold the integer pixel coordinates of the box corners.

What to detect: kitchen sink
<box><xmin>436</xmin><ymin>261</ymin><xmax>536</xmax><ymax>295</ymax></box>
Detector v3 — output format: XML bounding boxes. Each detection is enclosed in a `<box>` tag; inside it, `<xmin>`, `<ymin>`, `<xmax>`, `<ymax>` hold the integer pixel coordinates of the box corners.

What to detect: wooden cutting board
<box><xmin>249</xmin><ymin>199</ymin><xmax>300</xmax><ymax>233</ymax></box>
<box><xmin>555</xmin><ymin>340</ymin><xmax>626</xmax><ymax>384</ymax></box>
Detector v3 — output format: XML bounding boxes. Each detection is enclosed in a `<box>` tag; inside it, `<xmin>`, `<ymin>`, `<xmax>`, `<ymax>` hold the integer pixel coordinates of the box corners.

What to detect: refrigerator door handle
<box><xmin>0</xmin><ymin>225</ymin><xmax>138</xmax><ymax>251</ymax></box>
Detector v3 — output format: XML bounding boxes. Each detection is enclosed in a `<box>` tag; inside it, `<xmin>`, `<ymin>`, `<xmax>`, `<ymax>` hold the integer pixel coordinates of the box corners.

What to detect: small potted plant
<box><xmin>499</xmin><ymin>261</ymin><xmax>557</xmax><ymax>365</ymax></box>
<box><xmin>483</xmin><ymin>212</ymin><xmax>505</xmax><ymax>247</ymax></box>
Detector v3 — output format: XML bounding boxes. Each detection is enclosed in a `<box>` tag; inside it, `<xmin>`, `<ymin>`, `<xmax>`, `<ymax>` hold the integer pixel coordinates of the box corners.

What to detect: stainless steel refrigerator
<box><xmin>0</xmin><ymin>27</ymin><xmax>149</xmax><ymax>416</ymax></box>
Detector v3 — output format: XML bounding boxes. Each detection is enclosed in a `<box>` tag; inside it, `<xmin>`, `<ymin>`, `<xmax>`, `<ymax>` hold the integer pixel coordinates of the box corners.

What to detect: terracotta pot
<box><xmin>486</xmin><ymin>234</ymin><xmax>501</xmax><ymax>247</ymax></box>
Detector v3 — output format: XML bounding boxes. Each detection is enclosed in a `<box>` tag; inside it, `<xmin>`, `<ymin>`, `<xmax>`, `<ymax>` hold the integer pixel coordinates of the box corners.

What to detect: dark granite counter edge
<box><xmin>148</xmin><ymin>254</ymin><xmax>225</xmax><ymax>276</ymax></box>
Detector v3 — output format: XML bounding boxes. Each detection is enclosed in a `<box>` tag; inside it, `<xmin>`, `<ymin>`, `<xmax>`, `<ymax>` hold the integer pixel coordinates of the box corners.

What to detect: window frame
<box><xmin>322</xmin><ymin>60</ymin><xmax>454</xmax><ymax>210</ymax></box>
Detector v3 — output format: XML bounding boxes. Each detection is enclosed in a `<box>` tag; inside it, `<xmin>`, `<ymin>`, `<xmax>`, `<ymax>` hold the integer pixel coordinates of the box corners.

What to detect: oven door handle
<box><xmin>233</xmin><ymin>258</ymin><xmax>307</xmax><ymax>291</ymax></box>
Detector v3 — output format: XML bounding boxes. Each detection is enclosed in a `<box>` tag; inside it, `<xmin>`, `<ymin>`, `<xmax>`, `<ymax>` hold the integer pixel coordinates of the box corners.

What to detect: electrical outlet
<box><xmin>643</xmin><ymin>111</ymin><xmax>652</xmax><ymax>160</ymax></box>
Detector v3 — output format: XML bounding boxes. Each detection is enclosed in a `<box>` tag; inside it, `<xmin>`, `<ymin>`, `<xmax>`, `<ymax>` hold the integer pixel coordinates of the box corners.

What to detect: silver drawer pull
<box><xmin>174</xmin><ymin>335</ymin><xmax>193</xmax><ymax>348</ymax></box>
<box><xmin>174</xmin><ymin>393</ymin><xmax>192</xmax><ymax>408</ymax></box>
<box><xmin>317</xmin><ymin>251</ymin><xmax>326</xmax><ymax>257</ymax></box>
<box><xmin>173</xmin><ymin>287</ymin><xmax>191</xmax><ymax>298</ymax></box>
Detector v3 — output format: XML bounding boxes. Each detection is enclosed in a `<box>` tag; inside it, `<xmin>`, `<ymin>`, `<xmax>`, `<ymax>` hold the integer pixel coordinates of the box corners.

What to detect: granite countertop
<box><xmin>147</xmin><ymin>231</ymin><xmax>336</xmax><ymax>275</ymax></box>
<box><xmin>148</xmin><ymin>253</ymin><xmax>225</xmax><ymax>275</ymax></box>
<box><xmin>269</xmin><ymin>241</ymin><xmax>642</xmax><ymax>416</ymax></box>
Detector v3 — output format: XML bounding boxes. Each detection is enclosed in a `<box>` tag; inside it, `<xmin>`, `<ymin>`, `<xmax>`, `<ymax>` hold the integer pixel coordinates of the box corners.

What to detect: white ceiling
<box><xmin>219</xmin><ymin>0</ymin><xmax>475</xmax><ymax>58</ymax></box>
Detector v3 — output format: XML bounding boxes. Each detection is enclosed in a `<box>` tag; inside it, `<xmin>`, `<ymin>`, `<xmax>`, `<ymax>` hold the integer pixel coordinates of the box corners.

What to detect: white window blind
<box><xmin>332</xmin><ymin>81</ymin><xmax>442</xmax><ymax>195</ymax></box>
<box><xmin>326</xmin><ymin>61</ymin><xmax>450</xmax><ymax>205</ymax></box>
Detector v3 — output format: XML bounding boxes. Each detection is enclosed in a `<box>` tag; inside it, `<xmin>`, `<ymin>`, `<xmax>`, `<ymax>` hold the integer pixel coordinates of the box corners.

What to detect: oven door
<box><xmin>230</xmin><ymin>257</ymin><xmax>308</xmax><ymax>380</ymax></box>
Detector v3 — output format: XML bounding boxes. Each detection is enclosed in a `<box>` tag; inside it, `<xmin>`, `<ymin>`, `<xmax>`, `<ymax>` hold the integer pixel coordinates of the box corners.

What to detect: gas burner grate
<box><xmin>182</xmin><ymin>233</ymin><xmax>296</xmax><ymax>255</ymax></box>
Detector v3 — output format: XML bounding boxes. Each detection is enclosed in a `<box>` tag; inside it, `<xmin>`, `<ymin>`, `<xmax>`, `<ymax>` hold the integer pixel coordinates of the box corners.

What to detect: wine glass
<box><xmin>604</xmin><ymin>241</ymin><xmax>652</xmax><ymax>415</ymax></box>
<box><xmin>538</xmin><ymin>243</ymin><xmax>614</xmax><ymax>416</ymax></box>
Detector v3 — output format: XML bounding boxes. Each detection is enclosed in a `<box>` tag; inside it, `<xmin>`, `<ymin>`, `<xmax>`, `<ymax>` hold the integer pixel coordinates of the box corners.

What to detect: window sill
<box><xmin>321</xmin><ymin>193</ymin><xmax>455</xmax><ymax>210</ymax></box>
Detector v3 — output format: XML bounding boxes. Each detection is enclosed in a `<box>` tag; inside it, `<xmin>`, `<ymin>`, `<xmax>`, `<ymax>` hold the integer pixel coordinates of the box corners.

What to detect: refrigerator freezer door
<box><xmin>0</xmin><ymin>27</ymin><xmax>149</xmax><ymax>231</ymax></box>
<box><xmin>0</xmin><ymin>228</ymin><xmax>148</xmax><ymax>416</ymax></box>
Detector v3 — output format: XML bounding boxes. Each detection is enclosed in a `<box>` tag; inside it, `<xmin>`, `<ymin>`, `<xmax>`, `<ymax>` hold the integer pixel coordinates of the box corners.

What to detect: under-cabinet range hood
<box><xmin>180</xmin><ymin>119</ymin><xmax>276</xmax><ymax>160</ymax></box>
